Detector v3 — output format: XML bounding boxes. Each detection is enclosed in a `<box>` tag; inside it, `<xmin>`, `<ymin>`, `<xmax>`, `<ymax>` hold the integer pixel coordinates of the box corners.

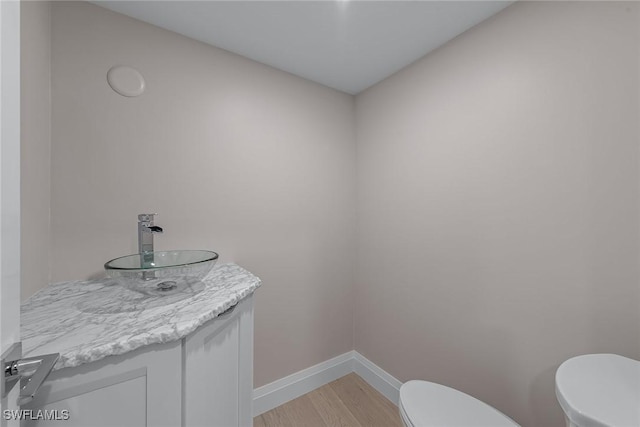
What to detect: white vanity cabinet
<box><xmin>22</xmin><ymin>296</ymin><xmax>254</xmax><ymax>427</ymax></box>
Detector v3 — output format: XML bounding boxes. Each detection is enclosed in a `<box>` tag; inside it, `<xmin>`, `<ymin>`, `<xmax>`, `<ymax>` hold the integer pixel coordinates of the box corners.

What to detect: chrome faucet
<box><xmin>138</xmin><ymin>213</ymin><xmax>163</xmax><ymax>269</ymax></box>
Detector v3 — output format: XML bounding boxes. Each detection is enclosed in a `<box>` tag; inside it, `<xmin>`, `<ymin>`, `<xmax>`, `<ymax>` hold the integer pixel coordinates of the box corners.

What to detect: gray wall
<box><xmin>50</xmin><ymin>2</ymin><xmax>356</xmax><ymax>388</ymax></box>
<box><xmin>21</xmin><ymin>1</ymin><xmax>51</xmax><ymax>301</ymax></box>
<box><xmin>355</xmin><ymin>2</ymin><xmax>640</xmax><ymax>426</ymax></box>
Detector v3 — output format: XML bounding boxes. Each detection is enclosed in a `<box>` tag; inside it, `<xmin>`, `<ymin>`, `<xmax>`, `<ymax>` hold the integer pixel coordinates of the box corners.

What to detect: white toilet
<box><xmin>399</xmin><ymin>380</ymin><xmax>519</xmax><ymax>427</ymax></box>
<box><xmin>555</xmin><ymin>354</ymin><xmax>640</xmax><ymax>427</ymax></box>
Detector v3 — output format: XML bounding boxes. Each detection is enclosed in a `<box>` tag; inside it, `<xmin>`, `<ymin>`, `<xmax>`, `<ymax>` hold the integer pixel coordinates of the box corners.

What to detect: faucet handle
<box><xmin>138</xmin><ymin>213</ymin><xmax>157</xmax><ymax>222</ymax></box>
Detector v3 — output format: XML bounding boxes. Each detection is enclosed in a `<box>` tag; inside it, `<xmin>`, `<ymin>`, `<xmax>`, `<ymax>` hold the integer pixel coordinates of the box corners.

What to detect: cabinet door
<box><xmin>184</xmin><ymin>304</ymin><xmax>241</xmax><ymax>427</ymax></box>
<box><xmin>22</xmin><ymin>341</ymin><xmax>182</xmax><ymax>427</ymax></box>
<box><xmin>23</xmin><ymin>374</ymin><xmax>146</xmax><ymax>427</ymax></box>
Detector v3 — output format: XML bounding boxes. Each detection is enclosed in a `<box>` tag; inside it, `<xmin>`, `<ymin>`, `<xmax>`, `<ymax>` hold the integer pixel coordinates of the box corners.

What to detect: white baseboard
<box><xmin>253</xmin><ymin>351</ymin><xmax>355</xmax><ymax>416</ymax></box>
<box><xmin>352</xmin><ymin>351</ymin><xmax>402</xmax><ymax>405</ymax></box>
<box><xmin>253</xmin><ymin>350</ymin><xmax>402</xmax><ymax>416</ymax></box>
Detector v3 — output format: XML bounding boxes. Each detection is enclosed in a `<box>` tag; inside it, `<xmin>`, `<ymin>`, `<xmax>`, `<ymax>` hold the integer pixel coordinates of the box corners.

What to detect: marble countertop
<box><xmin>21</xmin><ymin>263</ymin><xmax>261</xmax><ymax>370</ymax></box>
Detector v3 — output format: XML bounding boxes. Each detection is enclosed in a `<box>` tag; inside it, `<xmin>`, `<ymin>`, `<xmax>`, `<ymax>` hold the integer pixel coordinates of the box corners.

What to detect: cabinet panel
<box><xmin>237</xmin><ymin>297</ymin><xmax>253</xmax><ymax>426</ymax></box>
<box><xmin>184</xmin><ymin>307</ymin><xmax>240</xmax><ymax>427</ymax></box>
<box><xmin>23</xmin><ymin>341</ymin><xmax>182</xmax><ymax>427</ymax></box>
<box><xmin>23</xmin><ymin>375</ymin><xmax>146</xmax><ymax>427</ymax></box>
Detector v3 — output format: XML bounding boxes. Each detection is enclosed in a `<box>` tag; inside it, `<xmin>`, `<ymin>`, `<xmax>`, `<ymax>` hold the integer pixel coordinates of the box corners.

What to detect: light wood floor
<box><xmin>254</xmin><ymin>373</ymin><xmax>403</xmax><ymax>427</ymax></box>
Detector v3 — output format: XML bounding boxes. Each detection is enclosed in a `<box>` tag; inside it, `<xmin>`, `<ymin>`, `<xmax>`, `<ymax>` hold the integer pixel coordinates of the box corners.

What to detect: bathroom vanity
<box><xmin>19</xmin><ymin>264</ymin><xmax>261</xmax><ymax>427</ymax></box>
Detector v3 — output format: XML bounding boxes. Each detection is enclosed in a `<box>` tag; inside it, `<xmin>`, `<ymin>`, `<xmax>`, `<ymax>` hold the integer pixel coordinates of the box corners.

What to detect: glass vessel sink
<box><xmin>104</xmin><ymin>250</ymin><xmax>218</xmax><ymax>296</ymax></box>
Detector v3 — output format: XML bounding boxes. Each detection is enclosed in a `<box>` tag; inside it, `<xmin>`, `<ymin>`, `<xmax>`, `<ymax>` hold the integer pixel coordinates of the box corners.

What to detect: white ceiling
<box><xmin>93</xmin><ymin>1</ymin><xmax>513</xmax><ymax>94</ymax></box>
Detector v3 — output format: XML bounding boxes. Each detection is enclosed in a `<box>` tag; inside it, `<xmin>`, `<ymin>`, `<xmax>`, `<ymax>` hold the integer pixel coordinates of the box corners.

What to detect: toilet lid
<box><xmin>555</xmin><ymin>354</ymin><xmax>640</xmax><ymax>427</ymax></box>
<box><xmin>399</xmin><ymin>380</ymin><xmax>519</xmax><ymax>427</ymax></box>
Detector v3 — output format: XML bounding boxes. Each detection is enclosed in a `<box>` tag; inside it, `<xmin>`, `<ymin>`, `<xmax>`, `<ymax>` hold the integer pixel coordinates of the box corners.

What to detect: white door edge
<box><xmin>0</xmin><ymin>0</ymin><xmax>22</xmax><ymax>421</ymax></box>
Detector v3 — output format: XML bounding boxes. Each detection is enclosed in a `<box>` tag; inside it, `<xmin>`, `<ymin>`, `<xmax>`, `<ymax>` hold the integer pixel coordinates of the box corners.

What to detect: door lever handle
<box><xmin>2</xmin><ymin>342</ymin><xmax>60</xmax><ymax>405</ymax></box>
<box><xmin>10</xmin><ymin>353</ymin><xmax>59</xmax><ymax>405</ymax></box>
